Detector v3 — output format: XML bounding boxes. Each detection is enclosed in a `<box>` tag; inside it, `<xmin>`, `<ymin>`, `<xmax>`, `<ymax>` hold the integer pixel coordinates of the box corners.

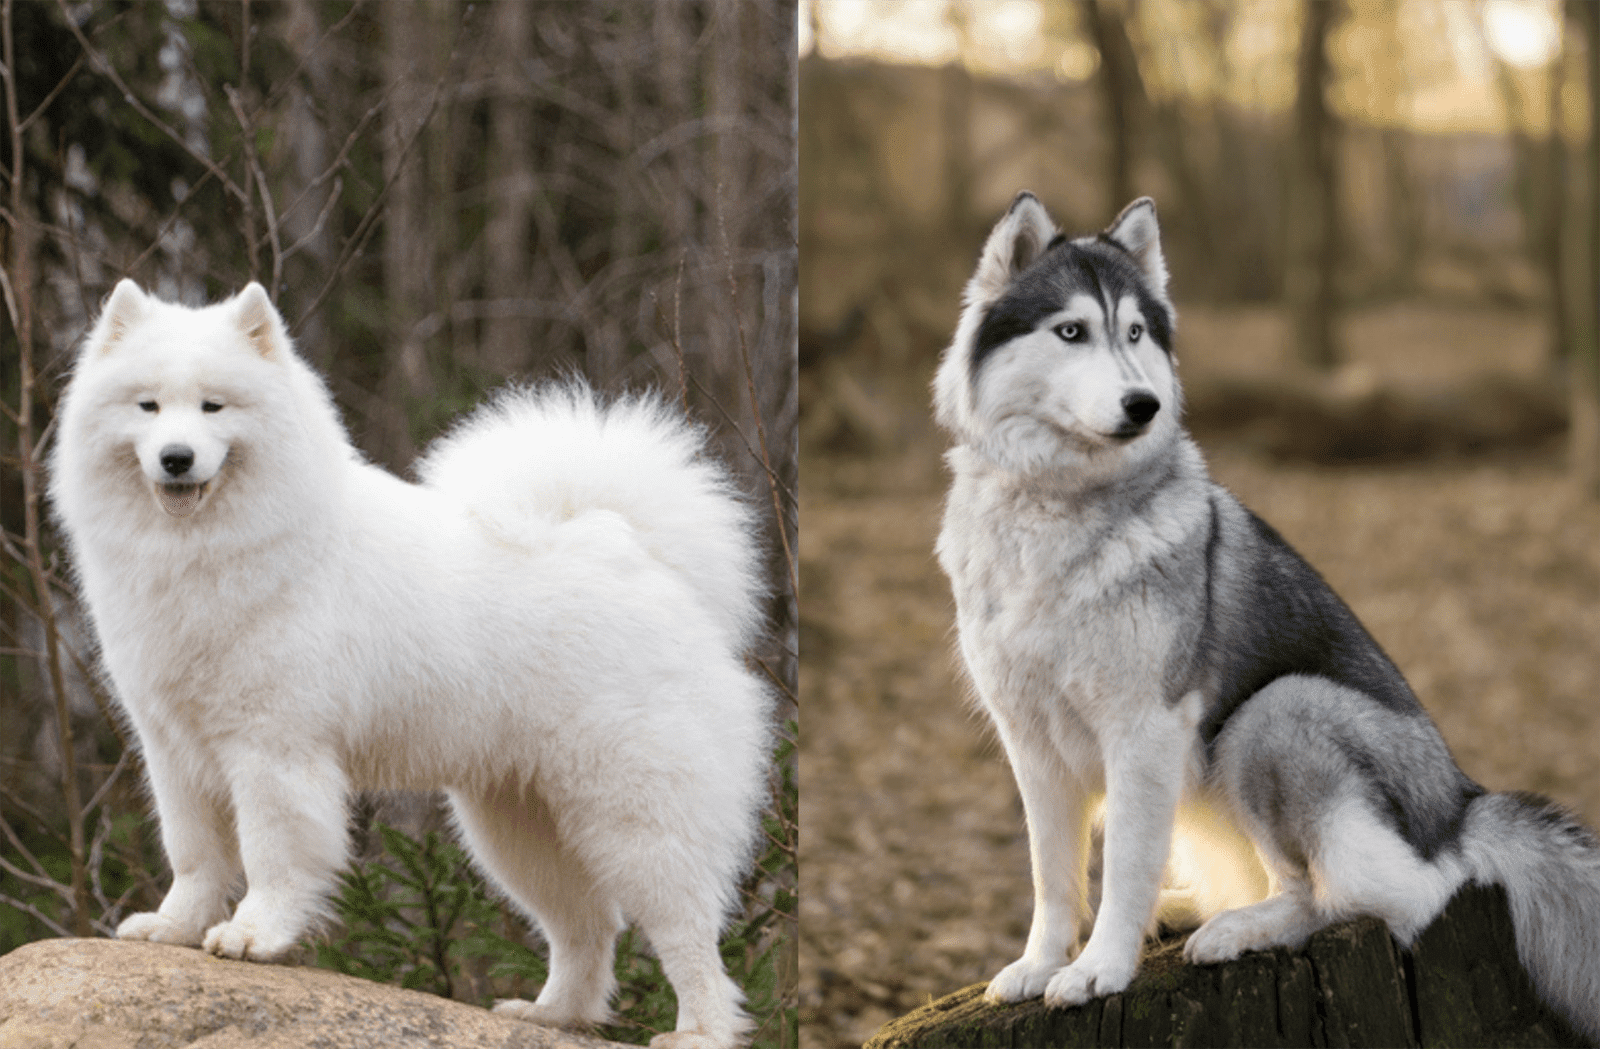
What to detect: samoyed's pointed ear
<box><xmin>91</xmin><ymin>279</ymin><xmax>148</xmax><ymax>355</ymax></box>
<box><xmin>968</xmin><ymin>191</ymin><xmax>1057</xmax><ymax>307</ymax></box>
<box><xmin>234</xmin><ymin>282</ymin><xmax>288</xmax><ymax>359</ymax></box>
<box><xmin>1102</xmin><ymin>197</ymin><xmax>1169</xmax><ymax>302</ymax></box>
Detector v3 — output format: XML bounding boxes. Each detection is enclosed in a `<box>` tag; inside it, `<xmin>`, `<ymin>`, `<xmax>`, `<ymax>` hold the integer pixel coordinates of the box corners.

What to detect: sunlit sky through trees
<box><xmin>800</xmin><ymin>0</ymin><xmax>1583</xmax><ymax>138</ymax></box>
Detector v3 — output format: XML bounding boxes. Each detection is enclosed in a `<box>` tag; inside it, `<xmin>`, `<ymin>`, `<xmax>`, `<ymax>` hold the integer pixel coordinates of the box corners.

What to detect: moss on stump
<box><xmin>866</xmin><ymin>883</ymin><xmax>1591</xmax><ymax>1049</ymax></box>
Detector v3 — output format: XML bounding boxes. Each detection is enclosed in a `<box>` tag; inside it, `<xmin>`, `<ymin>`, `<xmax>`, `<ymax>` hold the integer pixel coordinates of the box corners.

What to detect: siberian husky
<box><xmin>932</xmin><ymin>194</ymin><xmax>1600</xmax><ymax>1039</ymax></box>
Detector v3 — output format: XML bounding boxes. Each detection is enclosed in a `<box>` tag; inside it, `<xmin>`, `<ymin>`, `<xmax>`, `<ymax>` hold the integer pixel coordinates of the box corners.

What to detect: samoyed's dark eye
<box><xmin>138</xmin><ymin>400</ymin><xmax>158</xmax><ymax>413</ymax></box>
<box><xmin>201</xmin><ymin>401</ymin><xmax>224</xmax><ymax>413</ymax></box>
<box><xmin>1054</xmin><ymin>322</ymin><xmax>1084</xmax><ymax>343</ymax></box>
<box><xmin>1128</xmin><ymin>323</ymin><xmax>1143</xmax><ymax>342</ymax></box>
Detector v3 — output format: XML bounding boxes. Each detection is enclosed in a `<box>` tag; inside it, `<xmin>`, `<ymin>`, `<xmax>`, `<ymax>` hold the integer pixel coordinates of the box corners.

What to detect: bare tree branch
<box><xmin>53</xmin><ymin>0</ymin><xmax>249</xmax><ymax>206</ymax></box>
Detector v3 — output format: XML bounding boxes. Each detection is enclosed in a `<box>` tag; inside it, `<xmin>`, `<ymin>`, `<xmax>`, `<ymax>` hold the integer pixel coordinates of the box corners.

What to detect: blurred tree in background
<box><xmin>800</xmin><ymin>0</ymin><xmax>1596</xmax><ymax>480</ymax></box>
<box><xmin>0</xmin><ymin>1</ymin><xmax>796</xmax><ymax>1043</ymax></box>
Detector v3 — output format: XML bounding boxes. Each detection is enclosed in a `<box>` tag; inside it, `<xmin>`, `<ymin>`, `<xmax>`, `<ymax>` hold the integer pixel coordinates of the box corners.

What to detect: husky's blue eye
<box><xmin>202</xmin><ymin>401</ymin><xmax>224</xmax><ymax>413</ymax></box>
<box><xmin>1055</xmin><ymin>322</ymin><xmax>1084</xmax><ymax>343</ymax></box>
<box><xmin>1129</xmin><ymin>323</ymin><xmax>1143</xmax><ymax>342</ymax></box>
<box><xmin>138</xmin><ymin>400</ymin><xmax>158</xmax><ymax>413</ymax></box>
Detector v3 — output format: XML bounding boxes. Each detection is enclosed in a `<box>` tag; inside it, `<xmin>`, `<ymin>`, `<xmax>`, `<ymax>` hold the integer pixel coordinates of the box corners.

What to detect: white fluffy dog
<box><xmin>50</xmin><ymin>280</ymin><xmax>773</xmax><ymax>1048</ymax></box>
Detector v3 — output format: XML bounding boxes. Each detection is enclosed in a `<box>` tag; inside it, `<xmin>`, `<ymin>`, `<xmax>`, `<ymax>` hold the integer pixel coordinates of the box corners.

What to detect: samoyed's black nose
<box><xmin>1121</xmin><ymin>391</ymin><xmax>1161</xmax><ymax>426</ymax></box>
<box><xmin>159</xmin><ymin>444</ymin><xmax>195</xmax><ymax>477</ymax></box>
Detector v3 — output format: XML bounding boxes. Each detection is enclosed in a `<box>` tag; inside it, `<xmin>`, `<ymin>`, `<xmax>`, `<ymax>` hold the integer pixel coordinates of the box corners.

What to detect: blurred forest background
<box><xmin>0</xmin><ymin>1</ymin><xmax>796</xmax><ymax>1045</ymax></box>
<box><xmin>798</xmin><ymin>1</ymin><xmax>1599</xmax><ymax>1046</ymax></box>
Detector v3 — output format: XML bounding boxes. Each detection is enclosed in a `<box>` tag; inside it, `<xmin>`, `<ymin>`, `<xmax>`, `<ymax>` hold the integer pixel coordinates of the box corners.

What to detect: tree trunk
<box><xmin>1286</xmin><ymin>0</ymin><xmax>1341</xmax><ymax>371</ymax></box>
<box><xmin>280</xmin><ymin>0</ymin><xmax>336</xmax><ymax>366</ymax></box>
<box><xmin>1084</xmin><ymin>0</ymin><xmax>1139</xmax><ymax>211</ymax></box>
<box><xmin>379</xmin><ymin>0</ymin><xmax>439</xmax><ymax>467</ymax></box>
<box><xmin>482</xmin><ymin>0</ymin><xmax>533</xmax><ymax>377</ymax></box>
<box><xmin>865</xmin><ymin>884</ymin><xmax>1587</xmax><ymax>1049</ymax></box>
<box><xmin>1571</xmin><ymin>0</ymin><xmax>1600</xmax><ymax>497</ymax></box>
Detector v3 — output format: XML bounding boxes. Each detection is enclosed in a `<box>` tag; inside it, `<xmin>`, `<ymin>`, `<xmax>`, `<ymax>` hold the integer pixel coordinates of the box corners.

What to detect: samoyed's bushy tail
<box><xmin>1461</xmin><ymin>790</ymin><xmax>1600</xmax><ymax>1041</ymax></box>
<box><xmin>418</xmin><ymin>382</ymin><xmax>763</xmax><ymax>649</ymax></box>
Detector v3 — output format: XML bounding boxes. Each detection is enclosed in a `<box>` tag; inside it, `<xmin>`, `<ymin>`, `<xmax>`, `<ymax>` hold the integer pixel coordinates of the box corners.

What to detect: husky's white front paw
<box><xmin>1184</xmin><ymin>908</ymin><xmax>1268</xmax><ymax>965</ymax></box>
<box><xmin>984</xmin><ymin>954</ymin><xmax>1062</xmax><ymax>1003</ymax></box>
<box><xmin>1041</xmin><ymin>950</ymin><xmax>1136</xmax><ymax>1008</ymax></box>
<box><xmin>201</xmin><ymin>917</ymin><xmax>297</xmax><ymax>961</ymax></box>
<box><xmin>116</xmin><ymin>911</ymin><xmax>205</xmax><ymax>947</ymax></box>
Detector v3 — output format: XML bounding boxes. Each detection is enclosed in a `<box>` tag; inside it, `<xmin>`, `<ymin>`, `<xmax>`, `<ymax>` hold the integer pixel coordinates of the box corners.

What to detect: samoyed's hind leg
<box><xmin>594</xmin><ymin>826</ymin><xmax>749</xmax><ymax>1049</ymax></box>
<box><xmin>449</xmin><ymin>785</ymin><xmax>623</xmax><ymax>1030</ymax></box>
<box><xmin>633</xmin><ymin>907</ymin><xmax>746</xmax><ymax>1049</ymax></box>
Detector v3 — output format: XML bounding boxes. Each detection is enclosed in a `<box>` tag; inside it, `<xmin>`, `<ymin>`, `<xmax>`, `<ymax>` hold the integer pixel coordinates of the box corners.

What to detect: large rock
<box><xmin>0</xmin><ymin>937</ymin><xmax>631</xmax><ymax>1049</ymax></box>
<box><xmin>866</xmin><ymin>883</ymin><xmax>1592</xmax><ymax>1048</ymax></box>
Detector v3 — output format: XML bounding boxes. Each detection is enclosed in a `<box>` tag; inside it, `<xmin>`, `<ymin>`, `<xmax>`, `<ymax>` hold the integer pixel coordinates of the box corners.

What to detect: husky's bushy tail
<box><xmin>417</xmin><ymin>382</ymin><xmax>763</xmax><ymax>649</ymax></box>
<box><xmin>1461</xmin><ymin>791</ymin><xmax>1600</xmax><ymax>1040</ymax></box>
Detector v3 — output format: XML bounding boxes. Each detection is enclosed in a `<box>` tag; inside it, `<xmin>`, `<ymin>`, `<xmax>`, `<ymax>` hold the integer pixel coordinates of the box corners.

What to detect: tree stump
<box><xmin>866</xmin><ymin>883</ymin><xmax>1591</xmax><ymax>1048</ymax></box>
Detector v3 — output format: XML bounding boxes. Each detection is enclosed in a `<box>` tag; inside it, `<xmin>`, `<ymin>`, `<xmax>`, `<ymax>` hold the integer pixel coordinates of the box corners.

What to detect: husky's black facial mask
<box><xmin>971</xmin><ymin>236</ymin><xmax>1175</xmax><ymax>376</ymax></box>
<box><xmin>934</xmin><ymin>194</ymin><xmax>1182</xmax><ymax>476</ymax></box>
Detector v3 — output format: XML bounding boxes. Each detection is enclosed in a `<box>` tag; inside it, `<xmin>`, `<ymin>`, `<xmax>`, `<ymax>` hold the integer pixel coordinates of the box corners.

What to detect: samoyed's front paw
<box><xmin>492</xmin><ymin>999</ymin><xmax>595</xmax><ymax>1030</ymax></box>
<box><xmin>116</xmin><ymin>911</ymin><xmax>205</xmax><ymax>947</ymax></box>
<box><xmin>984</xmin><ymin>955</ymin><xmax>1061</xmax><ymax>1003</ymax></box>
<box><xmin>648</xmin><ymin>1031</ymin><xmax>732</xmax><ymax>1049</ymax></box>
<box><xmin>201</xmin><ymin>917</ymin><xmax>297</xmax><ymax>961</ymax></box>
<box><xmin>1042</xmin><ymin>949</ymin><xmax>1136</xmax><ymax>1008</ymax></box>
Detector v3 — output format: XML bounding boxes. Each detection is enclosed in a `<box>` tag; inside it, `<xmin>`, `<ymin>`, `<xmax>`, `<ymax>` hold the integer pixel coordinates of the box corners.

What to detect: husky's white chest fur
<box><xmin>937</xmin><ymin>442</ymin><xmax>1211</xmax><ymax>770</ymax></box>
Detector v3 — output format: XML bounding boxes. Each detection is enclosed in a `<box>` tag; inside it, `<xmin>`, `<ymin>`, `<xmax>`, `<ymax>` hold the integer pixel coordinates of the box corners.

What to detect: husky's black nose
<box><xmin>159</xmin><ymin>444</ymin><xmax>195</xmax><ymax>477</ymax></box>
<box><xmin>1121</xmin><ymin>391</ymin><xmax>1161</xmax><ymax>427</ymax></box>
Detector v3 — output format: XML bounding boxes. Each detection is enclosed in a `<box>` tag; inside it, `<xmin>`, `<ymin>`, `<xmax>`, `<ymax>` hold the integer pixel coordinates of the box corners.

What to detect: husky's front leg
<box><xmin>202</xmin><ymin>746</ymin><xmax>349</xmax><ymax>961</ymax></box>
<box><xmin>984</xmin><ymin>723</ymin><xmax>1093</xmax><ymax>1004</ymax></box>
<box><xmin>1043</xmin><ymin>699</ymin><xmax>1196</xmax><ymax>1008</ymax></box>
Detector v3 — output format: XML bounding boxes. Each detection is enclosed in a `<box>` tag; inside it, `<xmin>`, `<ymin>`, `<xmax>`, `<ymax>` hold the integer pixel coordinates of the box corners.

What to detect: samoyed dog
<box><xmin>50</xmin><ymin>280</ymin><xmax>773</xmax><ymax>1048</ymax></box>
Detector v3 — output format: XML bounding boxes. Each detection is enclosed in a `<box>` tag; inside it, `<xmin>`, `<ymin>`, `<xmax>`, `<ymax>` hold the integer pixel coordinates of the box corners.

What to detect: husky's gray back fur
<box><xmin>934</xmin><ymin>192</ymin><xmax>1600</xmax><ymax>1039</ymax></box>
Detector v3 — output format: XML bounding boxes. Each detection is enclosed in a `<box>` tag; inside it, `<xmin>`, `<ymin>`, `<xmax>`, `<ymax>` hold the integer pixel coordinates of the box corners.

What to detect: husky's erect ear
<box><xmin>968</xmin><ymin>191</ymin><xmax>1057</xmax><ymax>306</ymax></box>
<box><xmin>234</xmin><ymin>282</ymin><xmax>288</xmax><ymax>359</ymax></box>
<box><xmin>1102</xmin><ymin>197</ymin><xmax>1169</xmax><ymax>302</ymax></box>
<box><xmin>91</xmin><ymin>279</ymin><xmax>148</xmax><ymax>355</ymax></box>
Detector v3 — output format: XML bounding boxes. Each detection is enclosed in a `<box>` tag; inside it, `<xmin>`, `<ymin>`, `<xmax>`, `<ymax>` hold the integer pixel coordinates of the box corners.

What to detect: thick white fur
<box><xmin>50</xmin><ymin>280</ymin><xmax>771</xmax><ymax>1049</ymax></box>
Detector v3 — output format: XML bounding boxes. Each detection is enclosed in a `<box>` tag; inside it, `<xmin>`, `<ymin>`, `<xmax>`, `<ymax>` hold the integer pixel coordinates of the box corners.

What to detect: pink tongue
<box><xmin>158</xmin><ymin>484</ymin><xmax>202</xmax><ymax>517</ymax></box>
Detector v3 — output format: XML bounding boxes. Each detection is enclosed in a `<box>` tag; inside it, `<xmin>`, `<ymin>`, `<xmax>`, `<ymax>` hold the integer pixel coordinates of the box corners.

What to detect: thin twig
<box><xmin>0</xmin><ymin>817</ymin><xmax>66</xmax><ymax>897</ymax></box>
<box><xmin>717</xmin><ymin>192</ymin><xmax>797</xmax><ymax>598</ymax></box>
<box><xmin>9</xmin><ymin>0</ymin><xmax>93</xmax><ymax>936</ymax></box>
<box><xmin>0</xmin><ymin>257</ymin><xmax>19</xmax><ymax>330</ymax></box>
<box><xmin>254</xmin><ymin>1</ymin><xmax>364</xmax><ymax>117</ymax></box>
<box><xmin>18</xmin><ymin>52</ymin><xmax>83</xmax><ymax>134</ymax></box>
<box><xmin>282</xmin><ymin>177</ymin><xmax>342</xmax><ymax>261</ymax></box>
<box><xmin>125</xmin><ymin>166</ymin><xmax>219</xmax><ymax>275</ymax></box>
<box><xmin>225</xmin><ymin>84</ymin><xmax>284</xmax><ymax>295</ymax></box>
<box><xmin>53</xmin><ymin>0</ymin><xmax>248</xmax><ymax>205</ymax></box>
<box><xmin>0</xmin><ymin>892</ymin><xmax>72</xmax><ymax>938</ymax></box>
<box><xmin>292</xmin><ymin>56</ymin><xmax>458</xmax><ymax>337</ymax></box>
<box><xmin>0</xmin><ymin>779</ymin><xmax>69</xmax><ymax>853</ymax></box>
<box><xmin>83</xmin><ymin>749</ymin><xmax>131</xmax><ymax>817</ymax></box>
<box><xmin>673</xmin><ymin>253</ymin><xmax>689</xmax><ymax>413</ymax></box>
<box><xmin>752</xmin><ymin>654</ymin><xmax>797</xmax><ymax>706</ymax></box>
